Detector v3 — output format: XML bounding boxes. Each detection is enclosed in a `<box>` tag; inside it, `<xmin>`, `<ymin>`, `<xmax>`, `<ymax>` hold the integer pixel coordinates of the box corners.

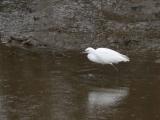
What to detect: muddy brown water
<box><xmin>0</xmin><ymin>45</ymin><xmax>159</xmax><ymax>120</ymax></box>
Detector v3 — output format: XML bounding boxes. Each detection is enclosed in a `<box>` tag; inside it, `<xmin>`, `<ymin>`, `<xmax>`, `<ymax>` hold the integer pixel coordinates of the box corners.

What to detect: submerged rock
<box><xmin>0</xmin><ymin>0</ymin><xmax>160</xmax><ymax>51</ymax></box>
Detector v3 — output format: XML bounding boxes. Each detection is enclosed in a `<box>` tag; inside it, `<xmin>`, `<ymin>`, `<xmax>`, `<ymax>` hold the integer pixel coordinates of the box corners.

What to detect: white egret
<box><xmin>84</xmin><ymin>47</ymin><xmax>130</xmax><ymax>70</ymax></box>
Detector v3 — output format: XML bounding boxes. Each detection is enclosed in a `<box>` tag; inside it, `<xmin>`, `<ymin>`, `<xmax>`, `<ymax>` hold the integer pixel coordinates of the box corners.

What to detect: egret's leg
<box><xmin>110</xmin><ymin>64</ymin><xmax>119</xmax><ymax>71</ymax></box>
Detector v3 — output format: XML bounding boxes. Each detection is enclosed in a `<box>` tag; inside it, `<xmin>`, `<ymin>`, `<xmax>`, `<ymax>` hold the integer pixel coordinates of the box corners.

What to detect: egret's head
<box><xmin>84</xmin><ymin>47</ymin><xmax>95</xmax><ymax>53</ymax></box>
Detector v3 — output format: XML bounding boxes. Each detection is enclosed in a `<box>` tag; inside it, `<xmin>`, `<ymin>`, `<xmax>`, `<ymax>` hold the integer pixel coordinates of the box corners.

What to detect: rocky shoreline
<box><xmin>0</xmin><ymin>0</ymin><xmax>160</xmax><ymax>51</ymax></box>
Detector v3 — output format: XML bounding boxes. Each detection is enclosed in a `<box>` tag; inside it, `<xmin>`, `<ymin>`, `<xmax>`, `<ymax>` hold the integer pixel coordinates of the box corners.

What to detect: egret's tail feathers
<box><xmin>121</xmin><ymin>54</ymin><xmax>130</xmax><ymax>62</ymax></box>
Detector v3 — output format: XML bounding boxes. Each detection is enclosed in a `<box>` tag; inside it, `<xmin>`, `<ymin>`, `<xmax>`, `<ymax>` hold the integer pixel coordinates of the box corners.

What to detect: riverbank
<box><xmin>0</xmin><ymin>0</ymin><xmax>160</xmax><ymax>51</ymax></box>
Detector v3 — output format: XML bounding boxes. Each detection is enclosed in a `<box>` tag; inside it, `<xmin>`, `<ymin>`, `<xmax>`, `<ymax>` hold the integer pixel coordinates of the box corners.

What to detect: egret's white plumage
<box><xmin>84</xmin><ymin>47</ymin><xmax>129</xmax><ymax>65</ymax></box>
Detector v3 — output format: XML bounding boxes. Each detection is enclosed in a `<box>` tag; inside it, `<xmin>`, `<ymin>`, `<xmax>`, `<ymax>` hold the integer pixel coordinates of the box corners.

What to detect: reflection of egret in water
<box><xmin>86</xmin><ymin>87</ymin><xmax>129</xmax><ymax>119</ymax></box>
<box><xmin>88</xmin><ymin>88</ymin><xmax>128</xmax><ymax>108</ymax></box>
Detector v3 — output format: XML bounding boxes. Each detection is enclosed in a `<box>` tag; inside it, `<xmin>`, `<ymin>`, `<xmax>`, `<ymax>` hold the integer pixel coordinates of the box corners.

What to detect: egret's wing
<box><xmin>95</xmin><ymin>48</ymin><xmax>129</xmax><ymax>63</ymax></box>
<box><xmin>103</xmin><ymin>48</ymin><xmax>129</xmax><ymax>61</ymax></box>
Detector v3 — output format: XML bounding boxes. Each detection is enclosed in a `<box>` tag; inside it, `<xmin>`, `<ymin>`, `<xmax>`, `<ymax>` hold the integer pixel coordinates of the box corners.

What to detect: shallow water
<box><xmin>0</xmin><ymin>45</ymin><xmax>159</xmax><ymax>120</ymax></box>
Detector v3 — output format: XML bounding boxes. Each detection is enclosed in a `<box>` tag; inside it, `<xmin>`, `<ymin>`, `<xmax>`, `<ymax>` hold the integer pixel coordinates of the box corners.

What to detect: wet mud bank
<box><xmin>0</xmin><ymin>0</ymin><xmax>160</xmax><ymax>51</ymax></box>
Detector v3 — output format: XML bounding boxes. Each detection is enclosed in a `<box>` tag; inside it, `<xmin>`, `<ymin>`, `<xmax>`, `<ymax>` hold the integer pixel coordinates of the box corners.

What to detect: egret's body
<box><xmin>84</xmin><ymin>47</ymin><xmax>129</xmax><ymax>65</ymax></box>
